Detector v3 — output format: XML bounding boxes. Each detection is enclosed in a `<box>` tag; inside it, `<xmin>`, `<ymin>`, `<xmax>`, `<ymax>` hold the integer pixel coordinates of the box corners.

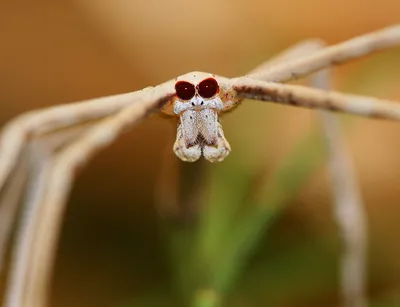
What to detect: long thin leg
<box><xmin>1</xmin><ymin>120</ymin><xmax>110</xmax><ymax>306</ymax></box>
<box><xmin>0</xmin><ymin>84</ymin><xmax>173</xmax><ymax>304</ymax></box>
<box><xmin>0</xmin><ymin>149</ymin><xmax>29</xmax><ymax>275</ymax></box>
<box><xmin>248</xmin><ymin>41</ymin><xmax>368</xmax><ymax>307</ymax></box>
<box><xmin>232</xmin><ymin>78</ymin><xmax>400</xmax><ymax>121</ymax></box>
<box><xmin>0</xmin><ymin>83</ymin><xmax>173</xmax><ymax>195</ymax></box>
<box><xmin>3</xmin><ymin>87</ymin><xmax>174</xmax><ymax>307</ymax></box>
<box><xmin>0</xmin><ymin>119</ymin><xmax>108</xmax><ymax>278</ymax></box>
<box><xmin>226</xmin><ymin>39</ymin><xmax>327</xmax><ymax>110</ymax></box>
<box><xmin>247</xmin><ymin>38</ymin><xmax>325</xmax><ymax>75</ymax></box>
<box><xmin>312</xmin><ymin>70</ymin><xmax>367</xmax><ymax>307</ymax></box>
<box><xmin>3</xmin><ymin>141</ymin><xmax>53</xmax><ymax>307</ymax></box>
<box><xmin>248</xmin><ymin>24</ymin><xmax>400</xmax><ymax>83</ymax></box>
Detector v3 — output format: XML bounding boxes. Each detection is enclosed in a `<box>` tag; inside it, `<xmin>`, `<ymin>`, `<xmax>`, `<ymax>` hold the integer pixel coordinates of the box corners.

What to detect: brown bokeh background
<box><xmin>1</xmin><ymin>1</ymin><xmax>400</xmax><ymax>306</ymax></box>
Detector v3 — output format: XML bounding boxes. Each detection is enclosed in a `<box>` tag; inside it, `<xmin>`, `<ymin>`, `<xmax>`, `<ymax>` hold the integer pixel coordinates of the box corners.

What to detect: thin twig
<box><xmin>313</xmin><ymin>69</ymin><xmax>367</xmax><ymax>307</ymax></box>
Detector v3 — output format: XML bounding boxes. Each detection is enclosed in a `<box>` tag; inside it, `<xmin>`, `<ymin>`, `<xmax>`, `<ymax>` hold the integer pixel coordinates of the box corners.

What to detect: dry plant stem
<box><xmin>233</xmin><ymin>78</ymin><xmax>400</xmax><ymax>121</ymax></box>
<box><xmin>7</xmin><ymin>90</ymin><xmax>173</xmax><ymax>307</ymax></box>
<box><xmin>248</xmin><ymin>25</ymin><xmax>400</xmax><ymax>83</ymax></box>
<box><xmin>313</xmin><ymin>70</ymin><xmax>367</xmax><ymax>307</ymax></box>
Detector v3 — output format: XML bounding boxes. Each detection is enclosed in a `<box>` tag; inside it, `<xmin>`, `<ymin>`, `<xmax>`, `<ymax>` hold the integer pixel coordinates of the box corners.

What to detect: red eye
<box><xmin>175</xmin><ymin>81</ymin><xmax>195</xmax><ymax>100</ymax></box>
<box><xmin>198</xmin><ymin>78</ymin><xmax>219</xmax><ymax>99</ymax></box>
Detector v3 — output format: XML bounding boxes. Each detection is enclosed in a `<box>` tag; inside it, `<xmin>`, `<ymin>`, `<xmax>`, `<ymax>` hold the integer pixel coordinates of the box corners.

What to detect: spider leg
<box><xmin>0</xmin><ymin>84</ymin><xmax>173</xmax><ymax>305</ymax></box>
<box><xmin>249</xmin><ymin>40</ymin><xmax>368</xmax><ymax>307</ymax></box>
<box><xmin>203</xmin><ymin>122</ymin><xmax>231</xmax><ymax>163</ymax></box>
<box><xmin>220</xmin><ymin>39</ymin><xmax>326</xmax><ymax>112</ymax></box>
<box><xmin>0</xmin><ymin>120</ymin><xmax>106</xmax><ymax>277</ymax></box>
<box><xmin>312</xmin><ymin>69</ymin><xmax>367</xmax><ymax>307</ymax></box>
<box><xmin>232</xmin><ymin>78</ymin><xmax>400</xmax><ymax>121</ymax></box>
<box><xmin>1</xmin><ymin>121</ymin><xmax>110</xmax><ymax>306</ymax></box>
<box><xmin>3</xmin><ymin>87</ymin><xmax>174</xmax><ymax>307</ymax></box>
<box><xmin>247</xmin><ymin>24</ymin><xmax>400</xmax><ymax>83</ymax></box>
<box><xmin>0</xmin><ymin>147</ymin><xmax>29</xmax><ymax>275</ymax></box>
<box><xmin>173</xmin><ymin>123</ymin><xmax>202</xmax><ymax>162</ymax></box>
<box><xmin>0</xmin><ymin>84</ymin><xmax>172</xmax><ymax>196</ymax></box>
<box><xmin>247</xmin><ymin>38</ymin><xmax>325</xmax><ymax>75</ymax></box>
<box><xmin>3</xmin><ymin>119</ymin><xmax>132</xmax><ymax>307</ymax></box>
<box><xmin>3</xmin><ymin>139</ymin><xmax>54</xmax><ymax>307</ymax></box>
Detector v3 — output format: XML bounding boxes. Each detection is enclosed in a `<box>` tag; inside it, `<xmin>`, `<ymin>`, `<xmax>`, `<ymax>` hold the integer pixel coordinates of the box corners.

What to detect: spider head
<box><xmin>173</xmin><ymin>72</ymin><xmax>223</xmax><ymax>115</ymax></box>
<box><xmin>160</xmin><ymin>72</ymin><xmax>227</xmax><ymax>116</ymax></box>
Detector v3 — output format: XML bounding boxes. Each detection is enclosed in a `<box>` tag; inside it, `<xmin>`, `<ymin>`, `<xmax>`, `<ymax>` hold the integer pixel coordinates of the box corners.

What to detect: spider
<box><xmin>0</xmin><ymin>24</ymin><xmax>399</xmax><ymax>307</ymax></box>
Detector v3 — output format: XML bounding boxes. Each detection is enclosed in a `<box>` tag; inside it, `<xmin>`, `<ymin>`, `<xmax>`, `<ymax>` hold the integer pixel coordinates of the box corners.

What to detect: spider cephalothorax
<box><xmin>162</xmin><ymin>72</ymin><xmax>236</xmax><ymax>162</ymax></box>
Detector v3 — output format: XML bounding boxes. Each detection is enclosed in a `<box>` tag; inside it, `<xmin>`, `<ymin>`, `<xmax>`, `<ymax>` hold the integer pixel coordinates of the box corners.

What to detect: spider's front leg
<box><xmin>173</xmin><ymin>120</ymin><xmax>202</xmax><ymax>162</ymax></box>
<box><xmin>203</xmin><ymin>121</ymin><xmax>231</xmax><ymax>163</ymax></box>
<box><xmin>173</xmin><ymin>109</ymin><xmax>231</xmax><ymax>162</ymax></box>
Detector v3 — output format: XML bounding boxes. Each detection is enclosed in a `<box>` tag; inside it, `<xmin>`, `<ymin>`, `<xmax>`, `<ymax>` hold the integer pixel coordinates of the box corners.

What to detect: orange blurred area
<box><xmin>1</xmin><ymin>1</ymin><xmax>400</xmax><ymax>307</ymax></box>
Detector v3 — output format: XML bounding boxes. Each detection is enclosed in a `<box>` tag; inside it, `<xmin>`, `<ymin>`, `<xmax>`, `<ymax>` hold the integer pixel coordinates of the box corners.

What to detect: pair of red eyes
<box><xmin>175</xmin><ymin>78</ymin><xmax>219</xmax><ymax>101</ymax></box>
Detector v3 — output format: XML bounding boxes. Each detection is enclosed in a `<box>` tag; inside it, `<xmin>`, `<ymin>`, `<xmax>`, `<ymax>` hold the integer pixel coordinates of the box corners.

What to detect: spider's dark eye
<box><xmin>198</xmin><ymin>78</ymin><xmax>219</xmax><ymax>99</ymax></box>
<box><xmin>175</xmin><ymin>81</ymin><xmax>195</xmax><ymax>100</ymax></box>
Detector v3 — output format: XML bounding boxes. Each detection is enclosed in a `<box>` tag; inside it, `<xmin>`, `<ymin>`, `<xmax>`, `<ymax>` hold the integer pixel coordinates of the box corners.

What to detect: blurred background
<box><xmin>0</xmin><ymin>1</ymin><xmax>400</xmax><ymax>307</ymax></box>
